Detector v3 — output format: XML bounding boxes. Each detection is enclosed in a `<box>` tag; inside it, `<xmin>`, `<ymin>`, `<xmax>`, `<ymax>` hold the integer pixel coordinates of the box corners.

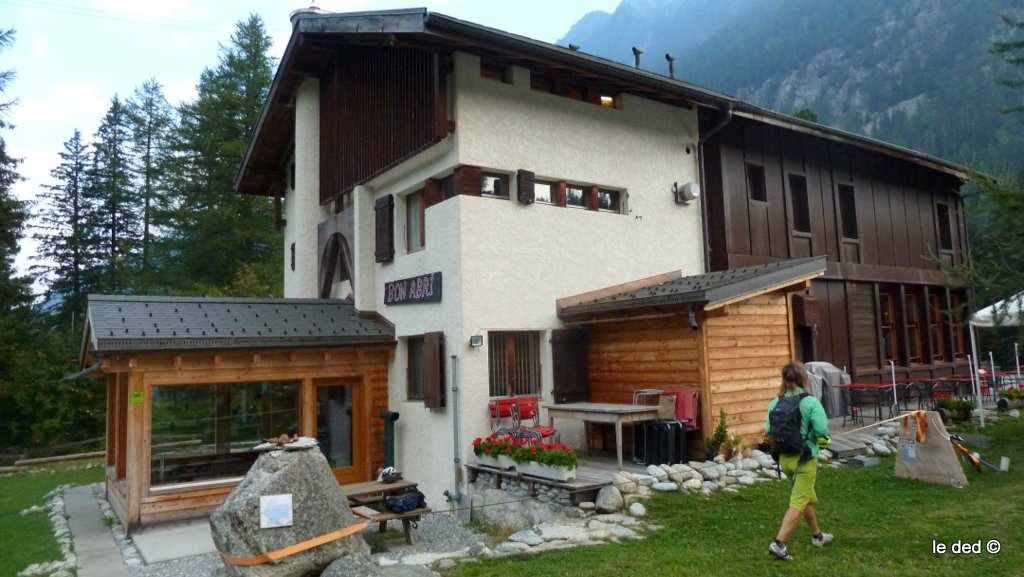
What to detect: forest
<box><xmin>0</xmin><ymin>16</ymin><xmax>281</xmax><ymax>462</ymax></box>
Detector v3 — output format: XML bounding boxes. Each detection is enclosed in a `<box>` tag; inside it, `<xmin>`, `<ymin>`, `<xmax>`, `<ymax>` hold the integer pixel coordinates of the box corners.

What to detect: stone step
<box><xmin>827</xmin><ymin>435</ymin><xmax>868</xmax><ymax>458</ymax></box>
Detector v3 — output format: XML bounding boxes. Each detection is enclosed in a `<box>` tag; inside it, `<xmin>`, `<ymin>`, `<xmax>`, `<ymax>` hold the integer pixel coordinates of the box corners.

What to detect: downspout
<box><xmin>444</xmin><ymin>354</ymin><xmax>464</xmax><ymax>504</ymax></box>
<box><xmin>697</xmin><ymin>103</ymin><xmax>734</xmax><ymax>273</ymax></box>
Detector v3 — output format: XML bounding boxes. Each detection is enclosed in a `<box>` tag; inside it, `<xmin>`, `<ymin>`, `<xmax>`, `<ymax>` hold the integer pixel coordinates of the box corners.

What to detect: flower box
<box><xmin>517</xmin><ymin>460</ymin><xmax>575</xmax><ymax>481</ymax></box>
<box><xmin>476</xmin><ymin>454</ymin><xmax>516</xmax><ymax>470</ymax></box>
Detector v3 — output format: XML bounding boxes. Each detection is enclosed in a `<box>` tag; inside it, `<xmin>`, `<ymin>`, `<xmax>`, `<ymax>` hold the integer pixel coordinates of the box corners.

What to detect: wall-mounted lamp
<box><xmin>469</xmin><ymin>334</ymin><xmax>484</xmax><ymax>348</ymax></box>
<box><xmin>672</xmin><ymin>181</ymin><xmax>700</xmax><ymax>205</ymax></box>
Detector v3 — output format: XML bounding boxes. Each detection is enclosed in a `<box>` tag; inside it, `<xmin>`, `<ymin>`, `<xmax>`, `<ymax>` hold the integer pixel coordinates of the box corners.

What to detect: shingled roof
<box><xmin>82</xmin><ymin>295</ymin><xmax>395</xmax><ymax>357</ymax></box>
<box><xmin>558</xmin><ymin>256</ymin><xmax>826</xmax><ymax>320</ymax></box>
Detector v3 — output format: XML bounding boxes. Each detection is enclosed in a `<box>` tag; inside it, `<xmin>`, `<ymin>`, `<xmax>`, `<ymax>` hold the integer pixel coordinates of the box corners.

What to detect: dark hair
<box><xmin>778</xmin><ymin>362</ymin><xmax>809</xmax><ymax>396</ymax></box>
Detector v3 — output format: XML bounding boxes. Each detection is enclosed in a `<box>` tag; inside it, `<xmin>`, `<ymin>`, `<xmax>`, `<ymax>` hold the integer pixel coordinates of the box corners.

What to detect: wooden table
<box><xmin>340</xmin><ymin>479</ymin><xmax>429</xmax><ymax>545</ymax></box>
<box><xmin>544</xmin><ymin>402</ymin><xmax>660</xmax><ymax>469</ymax></box>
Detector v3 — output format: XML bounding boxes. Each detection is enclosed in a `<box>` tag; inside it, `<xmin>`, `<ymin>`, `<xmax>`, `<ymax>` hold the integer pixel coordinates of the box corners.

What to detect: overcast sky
<box><xmin>2</xmin><ymin>0</ymin><xmax>621</xmax><ymax>282</ymax></box>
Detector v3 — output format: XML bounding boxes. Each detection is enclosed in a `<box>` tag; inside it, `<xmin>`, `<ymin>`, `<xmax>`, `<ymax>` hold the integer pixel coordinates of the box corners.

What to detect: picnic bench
<box><xmin>340</xmin><ymin>480</ymin><xmax>430</xmax><ymax>545</ymax></box>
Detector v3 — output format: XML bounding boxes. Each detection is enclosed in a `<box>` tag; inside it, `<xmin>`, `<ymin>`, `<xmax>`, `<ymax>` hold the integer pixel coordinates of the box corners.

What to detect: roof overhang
<box><xmin>559</xmin><ymin>256</ymin><xmax>827</xmax><ymax>322</ymax></box>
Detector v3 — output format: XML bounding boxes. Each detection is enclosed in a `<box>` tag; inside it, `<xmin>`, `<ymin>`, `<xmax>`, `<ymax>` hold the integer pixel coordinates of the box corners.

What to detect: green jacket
<box><xmin>765</xmin><ymin>391</ymin><xmax>830</xmax><ymax>459</ymax></box>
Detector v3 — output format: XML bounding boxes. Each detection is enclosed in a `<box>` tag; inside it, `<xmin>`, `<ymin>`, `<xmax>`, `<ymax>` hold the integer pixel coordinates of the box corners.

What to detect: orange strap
<box><xmin>218</xmin><ymin>521</ymin><xmax>370</xmax><ymax>566</ymax></box>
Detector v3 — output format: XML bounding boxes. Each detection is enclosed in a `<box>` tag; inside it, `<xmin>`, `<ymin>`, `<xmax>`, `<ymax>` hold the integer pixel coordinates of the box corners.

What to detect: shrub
<box><xmin>935</xmin><ymin>397</ymin><xmax>975</xmax><ymax>412</ymax></box>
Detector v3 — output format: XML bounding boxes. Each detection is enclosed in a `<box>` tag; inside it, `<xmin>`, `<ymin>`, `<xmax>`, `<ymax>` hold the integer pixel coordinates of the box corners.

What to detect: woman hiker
<box><xmin>765</xmin><ymin>361</ymin><xmax>833</xmax><ymax>561</ymax></box>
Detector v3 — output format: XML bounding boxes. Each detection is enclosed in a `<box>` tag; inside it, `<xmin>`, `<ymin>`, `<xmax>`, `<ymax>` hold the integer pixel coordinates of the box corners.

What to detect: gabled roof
<box><xmin>236</xmin><ymin>8</ymin><xmax>968</xmax><ymax>196</ymax></box>
<box><xmin>558</xmin><ymin>256</ymin><xmax>826</xmax><ymax>320</ymax></box>
<box><xmin>81</xmin><ymin>295</ymin><xmax>395</xmax><ymax>360</ymax></box>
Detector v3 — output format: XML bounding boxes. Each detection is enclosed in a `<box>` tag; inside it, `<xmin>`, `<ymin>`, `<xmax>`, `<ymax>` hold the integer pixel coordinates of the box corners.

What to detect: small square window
<box><xmin>566</xmin><ymin>185</ymin><xmax>586</xmax><ymax>208</ymax></box>
<box><xmin>482</xmin><ymin>174</ymin><xmax>509</xmax><ymax>198</ymax></box>
<box><xmin>600</xmin><ymin>95</ymin><xmax>616</xmax><ymax>108</ymax></box>
<box><xmin>598</xmin><ymin>189</ymin><xmax>620</xmax><ymax>212</ymax></box>
<box><xmin>534</xmin><ymin>181</ymin><xmax>554</xmax><ymax>204</ymax></box>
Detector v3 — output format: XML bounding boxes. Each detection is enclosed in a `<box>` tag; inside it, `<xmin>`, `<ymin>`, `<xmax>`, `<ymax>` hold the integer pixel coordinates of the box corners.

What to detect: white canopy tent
<box><xmin>969</xmin><ymin>291</ymin><xmax>1024</xmax><ymax>427</ymax></box>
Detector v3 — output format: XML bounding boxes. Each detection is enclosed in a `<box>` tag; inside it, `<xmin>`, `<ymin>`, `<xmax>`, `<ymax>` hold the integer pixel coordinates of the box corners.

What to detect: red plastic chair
<box><xmin>511</xmin><ymin>397</ymin><xmax>558</xmax><ymax>442</ymax></box>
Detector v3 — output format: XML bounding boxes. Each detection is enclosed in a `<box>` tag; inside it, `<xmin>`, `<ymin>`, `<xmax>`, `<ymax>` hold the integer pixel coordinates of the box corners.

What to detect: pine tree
<box><xmin>170</xmin><ymin>15</ymin><xmax>281</xmax><ymax>295</ymax></box>
<box><xmin>86</xmin><ymin>95</ymin><xmax>139</xmax><ymax>293</ymax></box>
<box><xmin>126</xmin><ymin>79</ymin><xmax>175</xmax><ymax>290</ymax></box>
<box><xmin>32</xmin><ymin>129</ymin><xmax>97</xmax><ymax>318</ymax></box>
<box><xmin>991</xmin><ymin>13</ymin><xmax>1024</xmax><ymax>116</ymax></box>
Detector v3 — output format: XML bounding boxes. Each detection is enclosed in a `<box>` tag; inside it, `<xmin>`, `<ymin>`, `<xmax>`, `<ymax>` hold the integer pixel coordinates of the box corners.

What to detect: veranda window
<box><xmin>150</xmin><ymin>381</ymin><xmax>298</xmax><ymax>486</ymax></box>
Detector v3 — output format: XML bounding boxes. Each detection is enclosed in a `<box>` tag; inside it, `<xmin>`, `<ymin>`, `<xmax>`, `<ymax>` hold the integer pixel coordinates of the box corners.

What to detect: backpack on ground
<box><xmin>768</xmin><ymin>393</ymin><xmax>811</xmax><ymax>460</ymax></box>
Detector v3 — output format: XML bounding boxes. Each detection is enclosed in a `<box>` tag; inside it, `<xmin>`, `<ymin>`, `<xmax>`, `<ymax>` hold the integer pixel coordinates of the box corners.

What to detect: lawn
<box><xmin>443</xmin><ymin>416</ymin><xmax>1024</xmax><ymax>577</ymax></box>
<box><xmin>0</xmin><ymin>463</ymin><xmax>103</xmax><ymax>577</ymax></box>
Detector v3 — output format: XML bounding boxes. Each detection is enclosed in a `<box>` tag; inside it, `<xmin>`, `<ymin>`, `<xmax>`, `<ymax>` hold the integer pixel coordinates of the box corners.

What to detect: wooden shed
<box><xmin>556</xmin><ymin>256</ymin><xmax>826</xmax><ymax>457</ymax></box>
<box><xmin>76</xmin><ymin>295</ymin><xmax>395</xmax><ymax>533</ymax></box>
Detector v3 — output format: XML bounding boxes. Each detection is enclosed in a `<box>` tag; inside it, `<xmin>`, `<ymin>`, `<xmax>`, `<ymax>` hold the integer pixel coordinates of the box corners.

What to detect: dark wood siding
<box><xmin>320</xmin><ymin>46</ymin><xmax>446</xmax><ymax>203</ymax></box>
<box><xmin>849</xmin><ymin>281</ymin><xmax>879</xmax><ymax>372</ymax></box>
<box><xmin>551</xmin><ymin>329</ymin><xmax>588</xmax><ymax>404</ymax></box>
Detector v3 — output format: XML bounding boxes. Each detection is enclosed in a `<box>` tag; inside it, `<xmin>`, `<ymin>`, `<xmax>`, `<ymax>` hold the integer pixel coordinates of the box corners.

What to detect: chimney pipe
<box><xmin>568</xmin><ymin>43</ymin><xmax>580</xmax><ymax>51</ymax></box>
<box><xmin>666</xmin><ymin>53</ymin><xmax>677</xmax><ymax>79</ymax></box>
<box><xmin>632</xmin><ymin>46</ymin><xmax>643</xmax><ymax>69</ymax></box>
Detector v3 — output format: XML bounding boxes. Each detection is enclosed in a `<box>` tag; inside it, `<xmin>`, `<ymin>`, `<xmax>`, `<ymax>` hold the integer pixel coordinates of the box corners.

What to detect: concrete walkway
<box><xmin>64</xmin><ymin>485</ymin><xmax>130</xmax><ymax>577</ymax></box>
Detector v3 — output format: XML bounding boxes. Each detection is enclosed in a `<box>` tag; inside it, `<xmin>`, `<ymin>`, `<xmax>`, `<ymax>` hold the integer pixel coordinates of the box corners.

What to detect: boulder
<box><xmin>595</xmin><ymin>486</ymin><xmax>624</xmax><ymax>513</ymax></box>
<box><xmin>210</xmin><ymin>442</ymin><xmax>368</xmax><ymax>577</ymax></box>
<box><xmin>613</xmin><ymin>473</ymin><xmax>638</xmax><ymax>494</ymax></box>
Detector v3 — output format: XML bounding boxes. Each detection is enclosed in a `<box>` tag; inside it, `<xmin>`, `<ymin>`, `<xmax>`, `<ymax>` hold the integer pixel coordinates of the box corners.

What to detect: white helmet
<box><xmin>377</xmin><ymin>466</ymin><xmax>402</xmax><ymax>483</ymax></box>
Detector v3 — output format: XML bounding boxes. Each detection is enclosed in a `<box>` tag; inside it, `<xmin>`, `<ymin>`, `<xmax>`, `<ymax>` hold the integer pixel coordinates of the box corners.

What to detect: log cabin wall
<box><xmin>703</xmin><ymin>293</ymin><xmax>792</xmax><ymax>444</ymax></box>
<box><xmin>101</xmin><ymin>346</ymin><xmax>391</xmax><ymax>532</ymax></box>
<box><xmin>702</xmin><ymin>114</ymin><xmax>970</xmax><ymax>381</ymax></box>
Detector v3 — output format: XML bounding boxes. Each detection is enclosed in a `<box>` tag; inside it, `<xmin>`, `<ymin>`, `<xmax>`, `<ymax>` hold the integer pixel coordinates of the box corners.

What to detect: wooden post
<box><xmin>125</xmin><ymin>373</ymin><xmax>146</xmax><ymax>532</ymax></box>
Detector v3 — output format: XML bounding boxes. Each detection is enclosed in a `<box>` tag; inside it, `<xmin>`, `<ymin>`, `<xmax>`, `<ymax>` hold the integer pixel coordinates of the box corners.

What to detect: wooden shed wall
<box><xmin>102</xmin><ymin>345</ymin><xmax>392</xmax><ymax>531</ymax></box>
<box><xmin>704</xmin><ymin>293</ymin><xmax>793</xmax><ymax>443</ymax></box>
<box><xmin>582</xmin><ymin>291</ymin><xmax>795</xmax><ymax>453</ymax></box>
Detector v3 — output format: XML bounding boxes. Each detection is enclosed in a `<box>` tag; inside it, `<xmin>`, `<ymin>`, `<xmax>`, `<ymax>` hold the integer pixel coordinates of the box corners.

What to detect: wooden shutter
<box><xmin>423</xmin><ymin>331</ymin><xmax>446</xmax><ymax>409</ymax></box>
<box><xmin>374</xmin><ymin>194</ymin><xmax>394</xmax><ymax>263</ymax></box>
<box><xmin>517</xmin><ymin>169</ymin><xmax>535</xmax><ymax>204</ymax></box>
<box><xmin>551</xmin><ymin>329</ymin><xmax>588</xmax><ymax>403</ymax></box>
<box><xmin>553</xmin><ymin>181</ymin><xmax>567</xmax><ymax>207</ymax></box>
<box><xmin>586</xmin><ymin>185</ymin><xmax>599</xmax><ymax>211</ymax></box>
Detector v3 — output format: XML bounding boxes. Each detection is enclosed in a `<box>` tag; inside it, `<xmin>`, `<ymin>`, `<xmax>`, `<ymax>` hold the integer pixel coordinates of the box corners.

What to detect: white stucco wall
<box><xmin>299</xmin><ymin>51</ymin><xmax>703</xmax><ymax>505</ymax></box>
<box><xmin>285</xmin><ymin>77</ymin><xmax>329</xmax><ymax>298</ymax></box>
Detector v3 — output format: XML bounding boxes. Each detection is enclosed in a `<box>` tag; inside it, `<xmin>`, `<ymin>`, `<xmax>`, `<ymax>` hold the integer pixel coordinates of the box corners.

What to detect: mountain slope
<box><xmin>561</xmin><ymin>0</ymin><xmax>1024</xmax><ymax>173</ymax></box>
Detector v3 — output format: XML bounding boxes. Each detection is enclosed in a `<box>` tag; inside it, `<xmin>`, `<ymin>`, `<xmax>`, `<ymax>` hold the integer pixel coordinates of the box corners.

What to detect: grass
<box><xmin>0</xmin><ymin>463</ymin><xmax>103</xmax><ymax>576</ymax></box>
<box><xmin>442</xmin><ymin>416</ymin><xmax>1024</xmax><ymax>577</ymax></box>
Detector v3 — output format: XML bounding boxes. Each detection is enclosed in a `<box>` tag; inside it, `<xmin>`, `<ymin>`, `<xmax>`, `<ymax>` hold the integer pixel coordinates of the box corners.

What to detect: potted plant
<box><xmin>511</xmin><ymin>440</ymin><xmax>577</xmax><ymax>481</ymax></box>
<box><xmin>472</xmin><ymin>434</ymin><xmax>516</xmax><ymax>469</ymax></box>
<box><xmin>934</xmin><ymin>397</ymin><xmax>975</xmax><ymax>422</ymax></box>
<box><xmin>998</xmin><ymin>387</ymin><xmax>1024</xmax><ymax>409</ymax></box>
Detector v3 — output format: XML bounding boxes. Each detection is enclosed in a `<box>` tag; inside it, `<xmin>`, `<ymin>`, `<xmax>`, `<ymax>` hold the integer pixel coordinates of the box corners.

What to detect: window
<box><xmin>905</xmin><ymin>292</ymin><xmax>923</xmax><ymax>364</ymax></box>
<box><xmin>746</xmin><ymin>163</ymin><xmax>767</xmax><ymax>202</ymax></box>
<box><xmin>480</xmin><ymin>61</ymin><xmax>508</xmax><ymax>83</ymax></box>
<box><xmin>566</xmin><ymin>185</ymin><xmax>586</xmax><ymax>208</ymax></box>
<box><xmin>534</xmin><ymin>181</ymin><xmax>554</xmax><ymax>205</ymax></box>
<box><xmin>951</xmin><ymin>292</ymin><xmax>968</xmax><ymax>360</ymax></box>
<box><xmin>929</xmin><ymin>292</ymin><xmax>946</xmax><ymax>362</ymax></box>
<box><xmin>600</xmin><ymin>95</ymin><xmax>617</xmax><ymax>108</ymax></box>
<box><xmin>838</xmin><ymin>184</ymin><xmax>858</xmax><ymax>239</ymax></box>
<box><xmin>937</xmin><ymin>203</ymin><xmax>953</xmax><ymax>251</ymax></box>
<box><xmin>488</xmin><ymin>332</ymin><xmax>541</xmax><ymax>397</ymax></box>
<box><xmin>481</xmin><ymin>173</ymin><xmax>509</xmax><ymax>198</ymax></box>
<box><xmin>406</xmin><ymin>190</ymin><xmax>424</xmax><ymax>252</ymax></box>
<box><xmin>407</xmin><ymin>333</ymin><xmax>445</xmax><ymax>407</ymax></box>
<box><xmin>150</xmin><ymin>381</ymin><xmax>298</xmax><ymax>486</ymax></box>
<box><xmin>598</xmin><ymin>189</ymin><xmax>620</xmax><ymax>212</ymax></box>
<box><xmin>407</xmin><ymin>337</ymin><xmax>424</xmax><ymax>400</ymax></box>
<box><xmin>879</xmin><ymin>289</ymin><xmax>898</xmax><ymax>362</ymax></box>
<box><xmin>789</xmin><ymin>174</ymin><xmax>811</xmax><ymax>234</ymax></box>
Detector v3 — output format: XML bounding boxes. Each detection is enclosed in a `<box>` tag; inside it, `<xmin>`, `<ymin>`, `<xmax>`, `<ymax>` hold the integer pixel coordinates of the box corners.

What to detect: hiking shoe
<box><xmin>769</xmin><ymin>540</ymin><xmax>793</xmax><ymax>561</ymax></box>
<box><xmin>811</xmin><ymin>532</ymin><xmax>834</xmax><ymax>548</ymax></box>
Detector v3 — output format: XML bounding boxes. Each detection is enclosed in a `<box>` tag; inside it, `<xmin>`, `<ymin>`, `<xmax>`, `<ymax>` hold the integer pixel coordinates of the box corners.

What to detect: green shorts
<box><xmin>779</xmin><ymin>454</ymin><xmax>818</xmax><ymax>512</ymax></box>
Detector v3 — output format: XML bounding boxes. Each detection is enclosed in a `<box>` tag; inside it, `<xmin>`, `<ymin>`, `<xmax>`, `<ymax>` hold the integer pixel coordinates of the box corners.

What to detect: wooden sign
<box><xmin>384</xmin><ymin>272</ymin><xmax>442</xmax><ymax>305</ymax></box>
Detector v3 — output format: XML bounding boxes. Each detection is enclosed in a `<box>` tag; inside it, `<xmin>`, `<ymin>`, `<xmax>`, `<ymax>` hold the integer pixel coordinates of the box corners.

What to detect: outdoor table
<box><xmin>340</xmin><ymin>479</ymin><xmax>428</xmax><ymax>545</ymax></box>
<box><xmin>833</xmin><ymin>383</ymin><xmax>897</xmax><ymax>423</ymax></box>
<box><xmin>543</xmin><ymin>402</ymin><xmax>659</xmax><ymax>469</ymax></box>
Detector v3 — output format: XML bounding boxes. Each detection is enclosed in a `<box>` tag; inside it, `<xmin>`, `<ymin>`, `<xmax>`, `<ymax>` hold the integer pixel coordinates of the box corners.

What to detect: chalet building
<box><xmin>231</xmin><ymin>7</ymin><xmax>969</xmax><ymax>504</ymax></box>
<box><xmin>80</xmin><ymin>7</ymin><xmax>971</xmax><ymax>528</ymax></box>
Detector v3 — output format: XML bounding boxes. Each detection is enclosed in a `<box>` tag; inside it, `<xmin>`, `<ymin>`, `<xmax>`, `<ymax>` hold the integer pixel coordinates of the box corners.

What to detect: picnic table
<box><xmin>340</xmin><ymin>479</ymin><xmax>430</xmax><ymax>545</ymax></box>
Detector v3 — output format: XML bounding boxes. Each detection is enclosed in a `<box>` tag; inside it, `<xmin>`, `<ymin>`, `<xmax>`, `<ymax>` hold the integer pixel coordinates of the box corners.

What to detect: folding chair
<box><xmin>510</xmin><ymin>397</ymin><xmax>559</xmax><ymax>442</ymax></box>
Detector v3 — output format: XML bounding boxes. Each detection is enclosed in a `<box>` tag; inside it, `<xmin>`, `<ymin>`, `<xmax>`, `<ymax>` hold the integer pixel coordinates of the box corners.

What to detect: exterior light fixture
<box><xmin>469</xmin><ymin>335</ymin><xmax>484</xmax><ymax>348</ymax></box>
